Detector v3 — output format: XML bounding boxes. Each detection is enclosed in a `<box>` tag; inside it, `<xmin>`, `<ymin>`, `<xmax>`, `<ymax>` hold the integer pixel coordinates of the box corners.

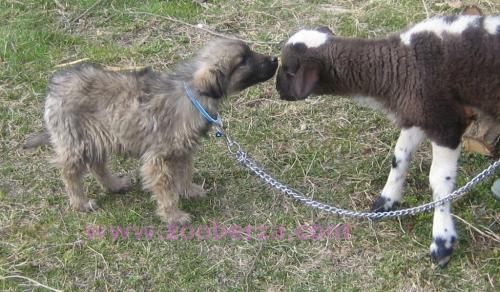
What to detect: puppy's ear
<box><xmin>293</xmin><ymin>63</ymin><xmax>319</xmax><ymax>99</ymax></box>
<box><xmin>193</xmin><ymin>65</ymin><xmax>226</xmax><ymax>98</ymax></box>
<box><xmin>317</xmin><ymin>26</ymin><xmax>335</xmax><ymax>35</ymax></box>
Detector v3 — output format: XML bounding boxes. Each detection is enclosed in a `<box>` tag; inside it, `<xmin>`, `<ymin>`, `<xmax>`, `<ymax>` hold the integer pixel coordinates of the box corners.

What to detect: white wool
<box><xmin>286</xmin><ymin>29</ymin><xmax>328</xmax><ymax>48</ymax></box>
<box><xmin>379</xmin><ymin>127</ymin><xmax>425</xmax><ymax>206</ymax></box>
<box><xmin>400</xmin><ymin>15</ymin><xmax>481</xmax><ymax>45</ymax></box>
<box><xmin>484</xmin><ymin>16</ymin><xmax>500</xmax><ymax>34</ymax></box>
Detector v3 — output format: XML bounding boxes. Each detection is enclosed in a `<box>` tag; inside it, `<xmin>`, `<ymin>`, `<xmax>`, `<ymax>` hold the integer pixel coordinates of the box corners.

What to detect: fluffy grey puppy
<box><xmin>25</xmin><ymin>39</ymin><xmax>278</xmax><ymax>224</ymax></box>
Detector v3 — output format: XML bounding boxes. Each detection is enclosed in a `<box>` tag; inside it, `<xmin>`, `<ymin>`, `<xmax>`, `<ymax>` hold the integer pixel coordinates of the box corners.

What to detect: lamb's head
<box><xmin>276</xmin><ymin>27</ymin><xmax>334</xmax><ymax>101</ymax></box>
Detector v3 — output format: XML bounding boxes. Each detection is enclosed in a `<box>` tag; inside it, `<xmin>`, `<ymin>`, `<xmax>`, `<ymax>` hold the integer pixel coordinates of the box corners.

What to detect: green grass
<box><xmin>1</xmin><ymin>0</ymin><xmax>499</xmax><ymax>290</ymax></box>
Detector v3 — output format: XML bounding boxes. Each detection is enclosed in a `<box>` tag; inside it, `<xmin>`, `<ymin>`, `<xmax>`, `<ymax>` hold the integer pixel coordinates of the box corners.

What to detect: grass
<box><xmin>1</xmin><ymin>0</ymin><xmax>499</xmax><ymax>290</ymax></box>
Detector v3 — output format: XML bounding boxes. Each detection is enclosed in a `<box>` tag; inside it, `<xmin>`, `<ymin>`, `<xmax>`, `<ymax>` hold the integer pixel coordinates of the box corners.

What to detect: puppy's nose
<box><xmin>270</xmin><ymin>56</ymin><xmax>278</xmax><ymax>63</ymax></box>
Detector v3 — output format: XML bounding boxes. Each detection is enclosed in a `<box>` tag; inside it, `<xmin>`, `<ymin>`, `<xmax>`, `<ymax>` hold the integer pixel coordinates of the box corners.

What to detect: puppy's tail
<box><xmin>23</xmin><ymin>131</ymin><xmax>50</xmax><ymax>149</ymax></box>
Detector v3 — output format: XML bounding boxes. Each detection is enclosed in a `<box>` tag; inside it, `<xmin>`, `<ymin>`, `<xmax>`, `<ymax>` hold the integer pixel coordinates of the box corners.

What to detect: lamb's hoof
<box><xmin>371</xmin><ymin>196</ymin><xmax>398</xmax><ymax>212</ymax></box>
<box><xmin>430</xmin><ymin>236</ymin><xmax>456</xmax><ymax>267</ymax></box>
<box><xmin>72</xmin><ymin>199</ymin><xmax>99</xmax><ymax>212</ymax></box>
<box><xmin>157</xmin><ymin>208</ymin><xmax>191</xmax><ymax>225</ymax></box>
<box><xmin>185</xmin><ymin>183</ymin><xmax>206</xmax><ymax>199</ymax></box>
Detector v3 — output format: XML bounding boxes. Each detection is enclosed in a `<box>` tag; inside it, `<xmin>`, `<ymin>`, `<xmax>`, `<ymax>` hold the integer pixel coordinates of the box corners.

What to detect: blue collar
<box><xmin>184</xmin><ymin>82</ymin><xmax>222</xmax><ymax>128</ymax></box>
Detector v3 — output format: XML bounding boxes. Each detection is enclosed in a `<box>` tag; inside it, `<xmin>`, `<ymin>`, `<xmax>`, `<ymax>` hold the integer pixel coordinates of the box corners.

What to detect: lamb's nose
<box><xmin>270</xmin><ymin>56</ymin><xmax>278</xmax><ymax>63</ymax></box>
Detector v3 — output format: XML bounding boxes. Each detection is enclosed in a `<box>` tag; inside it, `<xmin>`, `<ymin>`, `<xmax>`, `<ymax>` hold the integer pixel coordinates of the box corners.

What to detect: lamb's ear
<box><xmin>193</xmin><ymin>65</ymin><xmax>226</xmax><ymax>98</ymax></box>
<box><xmin>293</xmin><ymin>63</ymin><xmax>319</xmax><ymax>99</ymax></box>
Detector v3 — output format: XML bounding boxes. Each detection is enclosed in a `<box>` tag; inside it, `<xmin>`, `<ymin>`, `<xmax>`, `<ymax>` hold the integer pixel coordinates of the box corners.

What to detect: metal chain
<box><xmin>216</xmin><ymin>127</ymin><xmax>500</xmax><ymax>219</ymax></box>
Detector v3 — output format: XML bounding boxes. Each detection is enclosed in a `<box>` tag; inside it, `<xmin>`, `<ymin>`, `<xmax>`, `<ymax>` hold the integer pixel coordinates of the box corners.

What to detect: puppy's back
<box><xmin>47</xmin><ymin>63</ymin><xmax>149</xmax><ymax>110</ymax></box>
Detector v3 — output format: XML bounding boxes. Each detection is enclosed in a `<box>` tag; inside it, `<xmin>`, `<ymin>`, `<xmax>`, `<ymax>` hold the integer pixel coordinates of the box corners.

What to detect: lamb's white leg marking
<box><xmin>372</xmin><ymin>127</ymin><xmax>425</xmax><ymax>211</ymax></box>
<box><xmin>287</xmin><ymin>29</ymin><xmax>328</xmax><ymax>48</ymax></box>
<box><xmin>429</xmin><ymin>143</ymin><xmax>460</xmax><ymax>267</ymax></box>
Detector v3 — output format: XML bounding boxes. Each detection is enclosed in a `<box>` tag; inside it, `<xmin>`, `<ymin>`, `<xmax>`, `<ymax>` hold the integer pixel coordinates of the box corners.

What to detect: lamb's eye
<box><xmin>283</xmin><ymin>64</ymin><xmax>296</xmax><ymax>77</ymax></box>
<box><xmin>283</xmin><ymin>58</ymin><xmax>299</xmax><ymax>77</ymax></box>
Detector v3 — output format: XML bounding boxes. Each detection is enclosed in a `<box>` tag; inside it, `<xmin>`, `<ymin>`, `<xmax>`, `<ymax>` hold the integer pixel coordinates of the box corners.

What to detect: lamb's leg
<box><xmin>372</xmin><ymin>127</ymin><xmax>425</xmax><ymax>211</ymax></box>
<box><xmin>429</xmin><ymin>142</ymin><xmax>460</xmax><ymax>267</ymax></box>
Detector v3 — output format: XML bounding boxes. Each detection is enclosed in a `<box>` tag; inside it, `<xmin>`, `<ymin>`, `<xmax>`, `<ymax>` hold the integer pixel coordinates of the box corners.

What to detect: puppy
<box><xmin>25</xmin><ymin>39</ymin><xmax>278</xmax><ymax>224</ymax></box>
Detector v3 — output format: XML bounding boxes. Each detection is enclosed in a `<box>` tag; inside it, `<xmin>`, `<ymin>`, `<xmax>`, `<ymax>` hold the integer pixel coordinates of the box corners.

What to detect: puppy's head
<box><xmin>276</xmin><ymin>27</ymin><xmax>334</xmax><ymax>101</ymax></box>
<box><xmin>193</xmin><ymin>39</ymin><xmax>278</xmax><ymax>98</ymax></box>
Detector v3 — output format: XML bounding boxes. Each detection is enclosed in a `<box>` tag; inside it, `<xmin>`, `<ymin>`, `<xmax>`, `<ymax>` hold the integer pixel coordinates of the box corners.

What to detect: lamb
<box><xmin>276</xmin><ymin>15</ymin><xmax>500</xmax><ymax>266</ymax></box>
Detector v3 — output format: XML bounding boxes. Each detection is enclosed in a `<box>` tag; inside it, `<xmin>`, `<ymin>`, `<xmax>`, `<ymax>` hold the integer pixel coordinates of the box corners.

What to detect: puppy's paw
<box><xmin>108</xmin><ymin>176</ymin><xmax>134</xmax><ymax>193</ymax></box>
<box><xmin>72</xmin><ymin>199</ymin><xmax>99</xmax><ymax>212</ymax></box>
<box><xmin>185</xmin><ymin>183</ymin><xmax>206</xmax><ymax>199</ymax></box>
<box><xmin>371</xmin><ymin>195</ymin><xmax>398</xmax><ymax>212</ymax></box>
<box><xmin>430</xmin><ymin>235</ymin><xmax>457</xmax><ymax>267</ymax></box>
<box><xmin>157</xmin><ymin>208</ymin><xmax>192</xmax><ymax>225</ymax></box>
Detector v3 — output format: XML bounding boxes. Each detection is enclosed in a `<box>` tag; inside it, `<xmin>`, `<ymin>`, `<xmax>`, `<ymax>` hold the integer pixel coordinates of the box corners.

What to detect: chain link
<box><xmin>218</xmin><ymin>130</ymin><xmax>500</xmax><ymax>219</ymax></box>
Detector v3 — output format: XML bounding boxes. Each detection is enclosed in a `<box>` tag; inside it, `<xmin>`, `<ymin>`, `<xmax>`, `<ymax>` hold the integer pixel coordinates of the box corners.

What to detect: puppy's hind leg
<box><xmin>372</xmin><ymin>127</ymin><xmax>425</xmax><ymax>212</ymax></box>
<box><xmin>141</xmin><ymin>156</ymin><xmax>191</xmax><ymax>224</ymax></box>
<box><xmin>90</xmin><ymin>162</ymin><xmax>133</xmax><ymax>193</ymax></box>
<box><xmin>186</xmin><ymin>182</ymin><xmax>207</xmax><ymax>200</ymax></box>
<box><xmin>59</xmin><ymin>158</ymin><xmax>98</xmax><ymax>212</ymax></box>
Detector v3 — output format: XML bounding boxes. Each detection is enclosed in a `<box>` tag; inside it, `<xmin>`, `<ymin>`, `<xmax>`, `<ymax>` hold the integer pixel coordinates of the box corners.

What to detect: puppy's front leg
<box><xmin>179</xmin><ymin>154</ymin><xmax>206</xmax><ymax>200</ymax></box>
<box><xmin>160</xmin><ymin>154</ymin><xmax>206</xmax><ymax>199</ymax></box>
<box><xmin>372</xmin><ymin>127</ymin><xmax>425</xmax><ymax>211</ymax></box>
<box><xmin>141</xmin><ymin>156</ymin><xmax>191</xmax><ymax>224</ymax></box>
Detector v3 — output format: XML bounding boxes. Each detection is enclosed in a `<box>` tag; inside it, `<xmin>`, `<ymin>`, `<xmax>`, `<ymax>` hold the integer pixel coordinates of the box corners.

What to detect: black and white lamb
<box><xmin>276</xmin><ymin>15</ymin><xmax>500</xmax><ymax>267</ymax></box>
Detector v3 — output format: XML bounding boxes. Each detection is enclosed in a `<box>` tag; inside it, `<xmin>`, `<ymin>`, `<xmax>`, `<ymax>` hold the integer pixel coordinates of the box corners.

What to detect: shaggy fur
<box><xmin>26</xmin><ymin>39</ymin><xmax>278</xmax><ymax>224</ymax></box>
<box><xmin>276</xmin><ymin>15</ymin><xmax>499</xmax><ymax>267</ymax></box>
